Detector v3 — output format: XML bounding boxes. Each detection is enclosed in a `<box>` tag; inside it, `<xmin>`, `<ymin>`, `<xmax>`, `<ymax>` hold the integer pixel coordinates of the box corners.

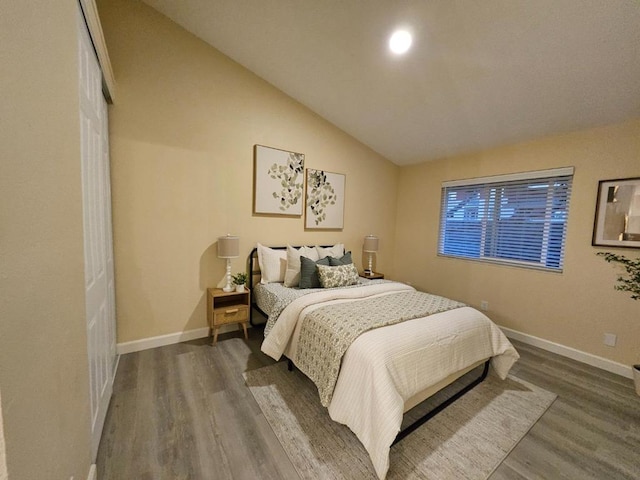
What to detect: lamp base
<box><xmin>222</xmin><ymin>258</ymin><xmax>233</xmax><ymax>292</ymax></box>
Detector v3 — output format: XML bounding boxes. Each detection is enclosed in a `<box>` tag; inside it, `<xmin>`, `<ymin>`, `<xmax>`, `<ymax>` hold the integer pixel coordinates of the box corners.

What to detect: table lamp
<box><xmin>363</xmin><ymin>235</ymin><xmax>379</xmax><ymax>275</ymax></box>
<box><xmin>218</xmin><ymin>234</ymin><xmax>239</xmax><ymax>292</ymax></box>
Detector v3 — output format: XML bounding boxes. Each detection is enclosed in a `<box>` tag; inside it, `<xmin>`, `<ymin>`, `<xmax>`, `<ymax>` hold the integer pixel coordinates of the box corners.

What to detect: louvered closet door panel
<box><xmin>78</xmin><ymin>7</ymin><xmax>116</xmax><ymax>461</ymax></box>
<box><xmin>103</xmin><ymin>97</ymin><xmax>117</xmax><ymax>381</ymax></box>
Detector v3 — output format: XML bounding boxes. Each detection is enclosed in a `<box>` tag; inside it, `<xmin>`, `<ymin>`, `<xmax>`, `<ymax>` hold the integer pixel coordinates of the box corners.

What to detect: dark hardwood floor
<box><xmin>97</xmin><ymin>323</ymin><xmax>640</xmax><ymax>479</ymax></box>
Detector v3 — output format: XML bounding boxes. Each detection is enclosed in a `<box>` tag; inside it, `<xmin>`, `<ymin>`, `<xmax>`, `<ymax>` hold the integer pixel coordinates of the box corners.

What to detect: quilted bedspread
<box><xmin>295</xmin><ymin>291</ymin><xmax>466</xmax><ymax>406</ymax></box>
<box><xmin>261</xmin><ymin>282</ymin><xmax>519</xmax><ymax>479</ymax></box>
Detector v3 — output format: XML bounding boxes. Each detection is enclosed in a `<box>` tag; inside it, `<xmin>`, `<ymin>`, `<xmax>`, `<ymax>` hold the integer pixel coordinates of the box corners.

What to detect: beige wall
<box><xmin>0</xmin><ymin>1</ymin><xmax>93</xmax><ymax>479</ymax></box>
<box><xmin>395</xmin><ymin>119</ymin><xmax>640</xmax><ymax>367</ymax></box>
<box><xmin>97</xmin><ymin>0</ymin><xmax>399</xmax><ymax>344</ymax></box>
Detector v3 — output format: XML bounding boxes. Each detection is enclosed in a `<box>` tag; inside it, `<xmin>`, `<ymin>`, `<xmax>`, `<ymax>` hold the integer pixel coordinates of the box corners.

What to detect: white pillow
<box><xmin>284</xmin><ymin>245</ymin><xmax>319</xmax><ymax>287</ymax></box>
<box><xmin>316</xmin><ymin>243</ymin><xmax>345</xmax><ymax>259</ymax></box>
<box><xmin>257</xmin><ymin>243</ymin><xmax>287</xmax><ymax>284</ymax></box>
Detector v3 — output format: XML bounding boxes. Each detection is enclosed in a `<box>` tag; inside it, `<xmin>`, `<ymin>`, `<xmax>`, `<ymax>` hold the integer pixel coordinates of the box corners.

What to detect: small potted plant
<box><xmin>232</xmin><ymin>272</ymin><xmax>248</xmax><ymax>292</ymax></box>
<box><xmin>597</xmin><ymin>252</ymin><xmax>640</xmax><ymax>395</ymax></box>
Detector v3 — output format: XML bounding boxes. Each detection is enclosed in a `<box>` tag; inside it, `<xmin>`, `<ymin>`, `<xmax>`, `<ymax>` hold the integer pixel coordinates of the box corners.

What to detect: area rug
<box><xmin>244</xmin><ymin>362</ymin><xmax>556</xmax><ymax>479</ymax></box>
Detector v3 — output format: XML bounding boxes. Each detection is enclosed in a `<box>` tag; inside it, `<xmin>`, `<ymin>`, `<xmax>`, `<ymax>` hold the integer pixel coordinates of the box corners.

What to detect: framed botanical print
<box><xmin>305</xmin><ymin>169</ymin><xmax>345</xmax><ymax>230</ymax></box>
<box><xmin>592</xmin><ymin>177</ymin><xmax>640</xmax><ymax>248</ymax></box>
<box><xmin>253</xmin><ymin>145</ymin><xmax>305</xmax><ymax>216</ymax></box>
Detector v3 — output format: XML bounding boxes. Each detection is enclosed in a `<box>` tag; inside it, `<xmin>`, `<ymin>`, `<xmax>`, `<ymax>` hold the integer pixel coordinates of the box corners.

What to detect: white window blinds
<box><xmin>438</xmin><ymin>167</ymin><xmax>574</xmax><ymax>272</ymax></box>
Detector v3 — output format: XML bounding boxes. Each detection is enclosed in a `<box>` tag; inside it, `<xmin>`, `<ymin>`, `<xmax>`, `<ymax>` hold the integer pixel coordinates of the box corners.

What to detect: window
<box><xmin>438</xmin><ymin>167</ymin><xmax>574</xmax><ymax>272</ymax></box>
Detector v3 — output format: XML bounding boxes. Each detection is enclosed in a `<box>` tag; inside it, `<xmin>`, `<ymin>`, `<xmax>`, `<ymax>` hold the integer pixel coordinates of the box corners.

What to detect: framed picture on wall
<box><xmin>253</xmin><ymin>145</ymin><xmax>305</xmax><ymax>216</ymax></box>
<box><xmin>592</xmin><ymin>177</ymin><xmax>640</xmax><ymax>248</ymax></box>
<box><xmin>305</xmin><ymin>169</ymin><xmax>345</xmax><ymax>230</ymax></box>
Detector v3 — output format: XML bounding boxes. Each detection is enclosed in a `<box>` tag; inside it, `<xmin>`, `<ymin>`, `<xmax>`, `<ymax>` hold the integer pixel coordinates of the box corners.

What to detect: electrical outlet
<box><xmin>480</xmin><ymin>300</ymin><xmax>489</xmax><ymax>311</ymax></box>
<box><xmin>603</xmin><ymin>333</ymin><xmax>617</xmax><ymax>347</ymax></box>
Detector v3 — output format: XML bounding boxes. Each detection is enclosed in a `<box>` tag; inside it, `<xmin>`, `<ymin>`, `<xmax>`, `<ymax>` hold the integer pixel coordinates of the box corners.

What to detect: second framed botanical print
<box><xmin>305</xmin><ymin>169</ymin><xmax>345</xmax><ymax>230</ymax></box>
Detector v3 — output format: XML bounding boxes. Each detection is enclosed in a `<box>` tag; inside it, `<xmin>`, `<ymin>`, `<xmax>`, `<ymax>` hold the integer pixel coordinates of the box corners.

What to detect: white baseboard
<box><xmin>87</xmin><ymin>464</ymin><xmax>97</xmax><ymax>480</ymax></box>
<box><xmin>116</xmin><ymin>324</ymin><xmax>246</xmax><ymax>354</ymax></box>
<box><xmin>115</xmin><ymin>323</ymin><xmax>632</xmax><ymax>378</ymax></box>
<box><xmin>500</xmin><ymin>326</ymin><xmax>633</xmax><ymax>379</ymax></box>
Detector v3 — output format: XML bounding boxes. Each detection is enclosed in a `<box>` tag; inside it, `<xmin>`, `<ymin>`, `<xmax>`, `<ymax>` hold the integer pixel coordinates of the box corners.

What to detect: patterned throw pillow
<box><xmin>317</xmin><ymin>263</ymin><xmax>359</xmax><ymax>288</ymax></box>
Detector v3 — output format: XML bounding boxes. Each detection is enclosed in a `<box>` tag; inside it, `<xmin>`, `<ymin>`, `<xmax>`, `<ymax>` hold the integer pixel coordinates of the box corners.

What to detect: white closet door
<box><xmin>78</xmin><ymin>8</ymin><xmax>117</xmax><ymax>461</ymax></box>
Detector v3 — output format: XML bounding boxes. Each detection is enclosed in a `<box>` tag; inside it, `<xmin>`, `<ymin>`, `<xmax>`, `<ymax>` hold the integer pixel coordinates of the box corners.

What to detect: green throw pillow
<box><xmin>328</xmin><ymin>251</ymin><xmax>353</xmax><ymax>266</ymax></box>
<box><xmin>299</xmin><ymin>256</ymin><xmax>331</xmax><ymax>289</ymax></box>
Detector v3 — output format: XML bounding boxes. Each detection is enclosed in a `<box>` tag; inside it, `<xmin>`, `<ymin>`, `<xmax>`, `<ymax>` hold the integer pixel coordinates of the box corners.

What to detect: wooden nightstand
<box><xmin>207</xmin><ymin>288</ymin><xmax>250</xmax><ymax>345</ymax></box>
<box><xmin>360</xmin><ymin>271</ymin><xmax>384</xmax><ymax>280</ymax></box>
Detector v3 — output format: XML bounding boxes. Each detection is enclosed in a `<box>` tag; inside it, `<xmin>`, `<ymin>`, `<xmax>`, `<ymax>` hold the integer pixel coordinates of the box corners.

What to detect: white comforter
<box><xmin>261</xmin><ymin>282</ymin><xmax>519</xmax><ymax>479</ymax></box>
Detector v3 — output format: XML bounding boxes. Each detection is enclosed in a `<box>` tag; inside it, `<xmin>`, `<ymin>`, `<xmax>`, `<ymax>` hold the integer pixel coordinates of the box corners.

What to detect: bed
<box><xmin>249</xmin><ymin>244</ymin><xmax>519</xmax><ymax>479</ymax></box>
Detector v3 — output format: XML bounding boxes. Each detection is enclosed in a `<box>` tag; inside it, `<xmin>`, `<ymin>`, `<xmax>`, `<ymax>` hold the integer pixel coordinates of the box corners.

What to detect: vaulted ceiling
<box><xmin>142</xmin><ymin>0</ymin><xmax>640</xmax><ymax>165</ymax></box>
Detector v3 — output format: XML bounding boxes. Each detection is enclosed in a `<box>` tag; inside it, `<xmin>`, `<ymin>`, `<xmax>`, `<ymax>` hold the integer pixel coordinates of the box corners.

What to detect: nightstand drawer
<box><xmin>213</xmin><ymin>305</ymin><xmax>249</xmax><ymax>325</ymax></box>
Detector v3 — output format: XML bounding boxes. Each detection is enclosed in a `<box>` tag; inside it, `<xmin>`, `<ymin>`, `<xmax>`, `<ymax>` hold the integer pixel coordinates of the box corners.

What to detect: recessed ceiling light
<box><xmin>389</xmin><ymin>30</ymin><xmax>412</xmax><ymax>54</ymax></box>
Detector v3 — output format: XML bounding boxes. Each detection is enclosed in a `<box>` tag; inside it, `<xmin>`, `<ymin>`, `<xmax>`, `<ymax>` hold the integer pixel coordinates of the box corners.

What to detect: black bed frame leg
<box><xmin>392</xmin><ymin>360</ymin><xmax>490</xmax><ymax>446</ymax></box>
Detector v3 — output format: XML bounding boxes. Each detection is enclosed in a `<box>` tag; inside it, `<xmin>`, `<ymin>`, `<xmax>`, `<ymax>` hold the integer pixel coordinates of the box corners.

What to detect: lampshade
<box><xmin>217</xmin><ymin>235</ymin><xmax>239</xmax><ymax>258</ymax></box>
<box><xmin>363</xmin><ymin>235</ymin><xmax>379</xmax><ymax>253</ymax></box>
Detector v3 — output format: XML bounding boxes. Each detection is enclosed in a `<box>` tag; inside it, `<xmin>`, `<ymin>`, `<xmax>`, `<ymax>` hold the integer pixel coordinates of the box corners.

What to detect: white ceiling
<box><xmin>141</xmin><ymin>0</ymin><xmax>640</xmax><ymax>165</ymax></box>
